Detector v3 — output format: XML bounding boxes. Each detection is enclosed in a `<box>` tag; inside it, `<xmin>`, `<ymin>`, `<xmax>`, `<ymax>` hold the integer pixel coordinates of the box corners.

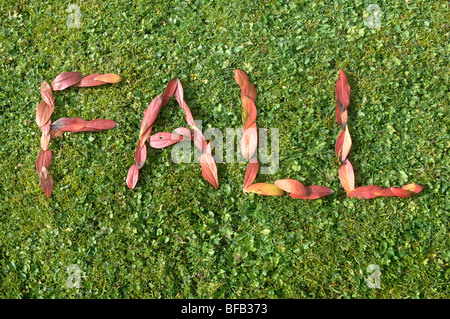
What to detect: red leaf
<box><xmin>374</xmin><ymin>187</ymin><xmax>396</xmax><ymax>197</ymax></box>
<box><xmin>174</xmin><ymin>127</ymin><xmax>191</xmax><ymax>139</ymax></box>
<box><xmin>50</xmin><ymin>117</ymin><xmax>117</xmax><ymax>132</ymax></box>
<box><xmin>39</xmin><ymin>167</ymin><xmax>53</xmax><ymax>198</ymax></box>
<box><xmin>242</xmin><ymin>95</ymin><xmax>257</xmax><ymax>132</ymax></box>
<box><xmin>36</xmin><ymin>100</ymin><xmax>54</xmax><ymax>128</ymax></box>
<box><xmin>50</xmin><ymin>129</ymin><xmax>64</xmax><ymax>140</ymax></box>
<box><xmin>149</xmin><ymin>132</ymin><xmax>184</xmax><ymax>149</ymax></box>
<box><xmin>182</xmin><ymin>101</ymin><xmax>195</xmax><ymax>127</ymax></box>
<box><xmin>243</xmin><ymin>183</ymin><xmax>284</xmax><ymax>196</ymax></box>
<box><xmin>84</xmin><ymin>119</ymin><xmax>119</xmax><ymax>131</ymax></box>
<box><xmin>390</xmin><ymin>187</ymin><xmax>415</xmax><ymax>198</ymax></box>
<box><xmin>140</xmin><ymin>95</ymin><xmax>163</xmax><ymax>138</ymax></box>
<box><xmin>40</xmin><ymin>132</ymin><xmax>50</xmax><ymax>151</ymax></box>
<box><xmin>243</xmin><ymin>159</ymin><xmax>259</xmax><ymax>189</ymax></box>
<box><xmin>201</xmin><ymin>152</ymin><xmax>219</xmax><ymax>189</ymax></box>
<box><xmin>335</xmin><ymin>104</ymin><xmax>347</xmax><ymax>130</ymax></box>
<box><xmin>335</xmin><ymin>69</ymin><xmax>350</xmax><ymax>113</ymax></box>
<box><xmin>192</xmin><ymin>126</ymin><xmax>207</xmax><ymax>152</ymax></box>
<box><xmin>339</xmin><ymin>160</ymin><xmax>355</xmax><ymax>192</ymax></box>
<box><xmin>40</xmin><ymin>81</ymin><xmax>55</xmax><ymax>110</ymax></box>
<box><xmin>36</xmin><ymin>149</ymin><xmax>52</xmax><ymax>174</ymax></box>
<box><xmin>174</xmin><ymin>78</ymin><xmax>184</xmax><ymax>108</ymax></box>
<box><xmin>241</xmin><ymin>82</ymin><xmax>257</xmax><ymax>102</ymax></box>
<box><xmin>134</xmin><ymin>141</ymin><xmax>147</xmax><ymax>169</ymax></box>
<box><xmin>93</xmin><ymin>73</ymin><xmax>122</xmax><ymax>83</ymax></box>
<box><xmin>335</xmin><ymin>125</ymin><xmax>352</xmax><ymax>162</ymax></box>
<box><xmin>274</xmin><ymin>179</ymin><xmax>308</xmax><ymax>197</ymax></box>
<box><xmin>234</xmin><ymin>69</ymin><xmax>248</xmax><ymax>87</ymax></box>
<box><xmin>51</xmin><ymin>72</ymin><xmax>83</xmax><ymax>91</ymax></box>
<box><xmin>126</xmin><ymin>164</ymin><xmax>139</xmax><ymax>189</ymax></box>
<box><xmin>75</xmin><ymin>74</ymin><xmax>108</xmax><ymax>87</ymax></box>
<box><xmin>139</xmin><ymin>126</ymin><xmax>153</xmax><ymax>147</ymax></box>
<box><xmin>401</xmin><ymin>183</ymin><xmax>424</xmax><ymax>195</ymax></box>
<box><xmin>290</xmin><ymin>185</ymin><xmax>334</xmax><ymax>199</ymax></box>
<box><xmin>162</xmin><ymin>78</ymin><xmax>178</xmax><ymax>106</ymax></box>
<box><xmin>241</xmin><ymin>122</ymin><xmax>258</xmax><ymax>161</ymax></box>
<box><xmin>347</xmin><ymin>185</ymin><xmax>383</xmax><ymax>199</ymax></box>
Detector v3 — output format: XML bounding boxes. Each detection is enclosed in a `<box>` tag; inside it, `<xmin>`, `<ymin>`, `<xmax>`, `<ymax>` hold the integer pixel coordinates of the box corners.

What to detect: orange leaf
<box><xmin>335</xmin><ymin>69</ymin><xmax>350</xmax><ymax>113</ymax></box>
<box><xmin>201</xmin><ymin>152</ymin><xmax>219</xmax><ymax>189</ymax></box>
<box><xmin>243</xmin><ymin>183</ymin><xmax>284</xmax><ymax>196</ymax></box>
<box><xmin>401</xmin><ymin>183</ymin><xmax>424</xmax><ymax>195</ymax></box>
<box><xmin>241</xmin><ymin>122</ymin><xmax>258</xmax><ymax>161</ymax></box>
<box><xmin>39</xmin><ymin>166</ymin><xmax>53</xmax><ymax>198</ymax></box>
<box><xmin>40</xmin><ymin>81</ymin><xmax>55</xmax><ymax>109</ymax></box>
<box><xmin>162</xmin><ymin>78</ymin><xmax>178</xmax><ymax>106</ymax></box>
<box><xmin>242</xmin><ymin>95</ymin><xmax>257</xmax><ymax>132</ymax></box>
<box><xmin>290</xmin><ymin>185</ymin><xmax>334</xmax><ymax>199</ymax></box>
<box><xmin>243</xmin><ymin>159</ymin><xmax>259</xmax><ymax>189</ymax></box>
<box><xmin>335</xmin><ymin>125</ymin><xmax>352</xmax><ymax>163</ymax></box>
<box><xmin>274</xmin><ymin>179</ymin><xmax>308</xmax><ymax>197</ymax></box>
<box><xmin>347</xmin><ymin>185</ymin><xmax>383</xmax><ymax>199</ymax></box>
<box><xmin>241</xmin><ymin>82</ymin><xmax>257</xmax><ymax>102</ymax></box>
<box><xmin>149</xmin><ymin>132</ymin><xmax>184</xmax><ymax>149</ymax></box>
<box><xmin>140</xmin><ymin>95</ymin><xmax>163</xmax><ymax>138</ymax></box>
<box><xmin>36</xmin><ymin>149</ymin><xmax>52</xmax><ymax>174</ymax></box>
<box><xmin>234</xmin><ymin>69</ymin><xmax>248</xmax><ymax>87</ymax></box>
<box><xmin>126</xmin><ymin>164</ymin><xmax>139</xmax><ymax>189</ymax></box>
<box><xmin>134</xmin><ymin>141</ymin><xmax>147</xmax><ymax>169</ymax></box>
<box><xmin>339</xmin><ymin>160</ymin><xmax>355</xmax><ymax>192</ymax></box>
<box><xmin>51</xmin><ymin>72</ymin><xmax>83</xmax><ymax>91</ymax></box>
<box><xmin>335</xmin><ymin>103</ymin><xmax>347</xmax><ymax>130</ymax></box>
<box><xmin>390</xmin><ymin>187</ymin><xmax>415</xmax><ymax>198</ymax></box>
<box><xmin>36</xmin><ymin>100</ymin><xmax>54</xmax><ymax>128</ymax></box>
<box><xmin>93</xmin><ymin>73</ymin><xmax>122</xmax><ymax>84</ymax></box>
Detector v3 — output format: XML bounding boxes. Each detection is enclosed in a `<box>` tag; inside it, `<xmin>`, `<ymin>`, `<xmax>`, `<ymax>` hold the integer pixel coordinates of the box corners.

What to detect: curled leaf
<box><xmin>40</xmin><ymin>81</ymin><xmax>55</xmax><ymax>109</ymax></box>
<box><xmin>241</xmin><ymin>82</ymin><xmax>257</xmax><ymax>102</ymax></box>
<box><xmin>241</xmin><ymin>122</ymin><xmax>258</xmax><ymax>161</ymax></box>
<box><xmin>274</xmin><ymin>179</ymin><xmax>308</xmax><ymax>197</ymax></box>
<box><xmin>93</xmin><ymin>73</ymin><xmax>122</xmax><ymax>84</ymax></box>
<box><xmin>162</xmin><ymin>78</ymin><xmax>178</xmax><ymax>106</ymax></box>
<box><xmin>335</xmin><ymin>125</ymin><xmax>352</xmax><ymax>163</ymax></box>
<box><xmin>243</xmin><ymin>183</ymin><xmax>284</xmax><ymax>196</ymax></box>
<box><xmin>174</xmin><ymin>78</ymin><xmax>184</xmax><ymax>108</ymax></box>
<box><xmin>134</xmin><ymin>141</ymin><xmax>147</xmax><ymax>169</ymax></box>
<box><xmin>335</xmin><ymin>104</ymin><xmax>347</xmax><ymax>130</ymax></box>
<box><xmin>234</xmin><ymin>69</ymin><xmax>248</xmax><ymax>87</ymax></box>
<box><xmin>140</xmin><ymin>95</ymin><xmax>163</xmax><ymax>138</ymax></box>
<box><xmin>51</xmin><ymin>72</ymin><xmax>83</xmax><ymax>91</ymax></box>
<box><xmin>201</xmin><ymin>152</ymin><xmax>219</xmax><ymax>189</ymax></box>
<box><xmin>139</xmin><ymin>126</ymin><xmax>153</xmax><ymax>147</ymax></box>
<box><xmin>149</xmin><ymin>132</ymin><xmax>184</xmax><ymax>149</ymax></box>
<box><xmin>335</xmin><ymin>69</ymin><xmax>350</xmax><ymax>113</ymax></box>
<box><xmin>347</xmin><ymin>185</ymin><xmax>383</xmax><ymax>199</ymax></box>
<box><xmin>242</xmin><ymin>95</ymin><xmax>257</xmax><ymax>132</ymax></box>
<box><xmin>290</xmin><ymin>185</ymin><xmax>334</xmax><ymax>199</ymax></box>
<box><xmin>192</xmin><ymin>126</ymin><xmax>207</xmax><ymax>152</ymax></box>
<box><xmin>339</xmin><ymin>160</ymin><xmax>355</xmax><ymax>192</ymax></box>
<box><xmin>243</xmin><ymin>159</ymin><xmax>259</xmax><ymax>189</ymax></box>
<box><xmin>126</xmin><ymin>164</ymin><xmax>139</xmax><ymax>189</ymax></box>
<box><xmin>36</xmin><ymin>149</ymin><xmax>52</xmax><ymax>174</ymax></box>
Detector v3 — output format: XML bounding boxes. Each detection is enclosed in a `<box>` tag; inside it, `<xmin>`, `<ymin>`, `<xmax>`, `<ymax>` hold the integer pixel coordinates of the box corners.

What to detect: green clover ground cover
<box><xmin>0</xmin><ymin>0</ymin><xmax>448</xmax><ymax>298</ymax></box>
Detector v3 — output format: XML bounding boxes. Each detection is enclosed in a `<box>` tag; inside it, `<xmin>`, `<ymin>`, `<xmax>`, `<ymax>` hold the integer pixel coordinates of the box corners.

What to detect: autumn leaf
<box><xmin>243</xmin><ymin>183</ymin><xmax>284</xmax><ymax>196</ymax></box>
<box><xmin>40</xmin><ymin>132</ymin><xmax>50</xmax><ymax>151</ymax></box>
<box><xmin>243</xmin><ymin>159</ymin><xmax>259</xmax><ymax>189</ymax></box>
<box><xmin>335</xmin><ymin>69</ymin><xmax>350</xmax><ymax>113</ymax></box>
<box><xmin>335</xmin><ymin>125</ymin><xmax>352</xmax><ymax>163</ymax></box>
<box><xmin>233</xmin><ymin>69</ymin><xmax>248</xmax><ymax>87</ymax></box>
<box><xmin>347</xmin><ymin>185</ymin><xmax>383</xmax><ymax>199</ymax></box>
<box><xmin>339</xmin><ymin>160</ymin><xmax>355</xmax><ymax>192</ymax></box>
<box><xmin>93</xmin><ymin>73</ymin><xmax>122</xmax><ymax>84</ymax></box>
<box><xmin>140</xmin><ymin>95</ymin><xmax>163</xmax><ymax>138</ymax></box>
<box><xmin>39</xmin><ymin>166</ymin><xmax>53</xmax><ymax>198</ymax></box>
<box><xmin>241</xmin><ymin>122</ymin><xmax>258</xmax><ymax>161</ymax></box>
<box><xmin>274</xmin><ymin>179</ymin><xmax>308</xmax><ymax>197</ymax></box>
<box><xmin>182</xmin><ymin>101</ymin><xmax>196</xmax><ymax>127</ymax></box>
<box><xmin>174</xmin><ymin>127</ymin><xmax>192</xmax><ymax>139</ymax></box>
<box><xmin>36</xmin><ymin>101</ymin><xmax>54</xmax><ymax>128</ymax></box>
<box><xmin>49</xmin><ymin>129</ymin><xmax>64</xmax><ymax>140</ymax></box>
<box><xmin>335</xmin><ymin>104</ymin><xmax>347</xmax><ymax>130</ymax></box>
<box><xmin>74</xmin><ymin>74</ymin><xmax>107</xmax><ymax>87</ymax></box>
<box><xmin>242</xmin><ymin>95</ymin><xmax>257</xmax><ymax>132</ymax></box>
<box><xmin>50</xmin><ymin>118</ymin><xmax>118</xmax><ymax>132</ymax></box>
<box><xmin>201</xmin><ymin>152</ymin><xmax>219</xmax><ymax>189</ymax></box>
<box><xmin>162</xmin><ymin>78</ymin><xmax>178</xmax><ymax>106</ymax></box>
<box><xmin>36</xmin><ymin>149</ymin><xmax>52</xmax><ymax>174</ymax></box>
<box><xmin>149</xmin><ymin>132</ymin><xmax>184</xmax><ymax>149</ymax></box>
<box><xmin>134</xmin><ymin>141</ymin><xmax>147</xmax><ymax>169</ymax></box>
<box><xmin>84</xmin><ymin>119</ymin><xmax>119</xmax><ymax>131</ymax></box>
<box><xmin>174</xmin><ymin>78</ymin><xmax>184</xmax><ymax>108</ymax></box>
<box><xmin>126</xmin><ymin>164</ymin><xmax>139</xmax><ymax>189</ymax></box>
<box><xmin>241</xmin><ymin>82</ymin><xmax>257</xmax><ymax>102</ymax></box>
<box><xmin>401</xmin><ymin>183</ymin><xmax>424</xmax><ymax>195</ymax></box>
<box><xmin>192</xmin><ymin>126</ymin><xmax>207</xmax><ymax>152</ymax></box>
<box><xmin>139</xmin><ymin>126</ymin><xmax>153</xmax><ymax>147</ymax></box>
<box><xmin>51</xmin><ymin>72</ymin><xmax>83</xmax><ymax>91</ymax></box>
<box><xmin>290</xmin><ymin>185</ymin><xmax>334</xmax><ymax>199</ymax></box>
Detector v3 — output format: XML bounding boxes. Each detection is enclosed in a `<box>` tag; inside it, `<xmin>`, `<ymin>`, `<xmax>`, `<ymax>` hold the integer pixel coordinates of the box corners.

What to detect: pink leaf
<box><xmin>149</xmin><ymin>132</ymin><xmax>184</xmax><ymax>149</ymax></box>
<box><xmin>134</xmin><ymin>141</ymin><xmax>147</xmax><ymax>169</ymax></box>
<box><xmin>201</xmin><ymin>152</ymin><xmax>219</xmax><ymax>189</ymax></box>
<box><xmin>243</xmin><ymin>160</ymin><xmax>259</xmax><ymax>189</ymax></box>
<box><xmin>126</xmin><ymin>164</ymin><xmax>139</xmax><ymax>189</ymax></box>
<box><xmin>274</xmin><ymin>179</ymin><xmax>309</xmax><ymax>197</ymax></box>
<box><xmin>51</xmin><ymin>72</ymin><xmax>83</xmax><ymax>91</ymax></box>
<box><xmin>140</xmin><ymin>95</ymin><xmax>163</xmax><ymax>138</ymax></box>
<box><xmin>93</xmin><ymin>73</ymin><xmax>122</xmax><ymax>83</ymax></box>
<box><xmin>241</xmin><ymin>122</ymin><xmax>258</xmax><ymax>161</ymax></box>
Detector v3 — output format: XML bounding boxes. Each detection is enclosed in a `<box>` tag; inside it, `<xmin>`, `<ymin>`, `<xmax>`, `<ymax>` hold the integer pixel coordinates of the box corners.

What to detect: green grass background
<box><xmin>0</xmin><ymin>0</ymin><xmax>448</xmax><ymax>298</ymax></box>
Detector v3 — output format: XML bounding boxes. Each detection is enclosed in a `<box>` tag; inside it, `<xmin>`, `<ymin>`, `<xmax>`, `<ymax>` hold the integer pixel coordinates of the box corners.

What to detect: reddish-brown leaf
<box><xmin>182</xmin><ymin>101</ymin><xmax>196</xmax><ymax>127</ymax></box>
<box><xmin>139</xmin><ymin>126</ymin><xmax>153</xmax><ymax>147</ymax></box>
<box><xmin>274</xmin><ymin>179</ymin><xmax>309</xmax><ymax>197</ymax></box>
<box><xmin>162</xmin><ymin>78</ymin><xmax>178</xmax><ymax>106</ymax></box>
<box><xmin>149</xmin><ymin>132</ymin><xmax>184</xmax><ymax>149</ymax></box>
<box><xmin>174</xmin><ymin>79</ymin><xmax>184</xmax><ymax>108</ymax></box>
<box><xmin>84</xmin><ymin>119</ymin><xmax>119</xmax><ymax>131</ymax></box>
<box><xmin>243</xmin><ymin>183</ymin><xmax>284</xmax><ymax>196</ymax></box>
<box><xmin>39</xmin><ymin>119</ymin><xmax>51</xmax><ymax>134</ymax></box>
<box><xmin>134</xmin><ymin>141</ymin><xmax>147</xmax><ymax>169</ymax></box>
<box><xmin>50</xmin><ymin>117</ymin><xmax>87</xmax><ymax>132</ymax></box>
<box><xmin>335</xmin><ymin>69</ymin><xmax>350</xmax><ymax>113</ymax></box>
<box><xmin>242</xmin><ymin>95</ymin><xmax>257</xmax><ymax>132</ymax></box>
<box><xmin>75</xmin><ymin>74</ymin><xmax>108</xmax><ymax>87</ymax></box>
<box><xmin>335</xmin><ymin>125</ymin><xmax>352</xmax><ymax>163</ymax></box>
<box><xmin>40</xmin><ymin>81</ymin><xmax>55</xmax><ymax>109</ymax></box>
<box><xmin>36</xmin><ymin>149</ymin><xmax>52</xmax><ymax>174</ymax></box>
<box><xmin>347</xmin><ymin>185</ymin><xmax>383</xmax><ymax>199</ymax></box>
<box><xmin>243</xmin><ymin>159</ymin><xmax>259</xmax><ymax>189</ymax></box>
<box><xmin>192</xmin><ymin>126</ymin><xmax>207</xmax><ymax>152</ymax></box>
<box><xmin>93</xmin><ymin>73</ymin><xmax>122</xmax><ymax>84</ymax></box>
<box><xmin>36</xmin><ymin>101</ymin><xmax>54</xmax><ymax>128</ymax></box>
<box><xmin>234</xmin><ymin>69</ymin><xmax>248</xmax><ymax>87</ymax></box>
<box><xmin>290</xmin><ymin>185</ymin><xmax>334</xmax><ymax>199</ymax></box>
<box><xmin>339</xmin><ymin>160</ymin><xmax>355</xmax><ymax>192</ymax></box>
<box><xmin>140</xmin><ymin>95</ymin><xmax>163</xmax><ymax>138</ymax></box>
<box><xmin>241</xmin><ymin>122</ymin><xmax>258</xmax><ymax>161</ymax></box>
<box><xmin>49</xmin><ymin>129</ymin><xmax>64</xmax><ymax>140</ymax></box>
<box><xmin>335</xmin><ymin>103</ymin><xmax>347</xmax><ymax>130</ymax></box>
<box><xmin>241</xmin><ymin>82</ymin><xmax>257</xmax><ymax>102</ymax></box>
<box><xmin>39</xmin><ymin>166</ymin><xmax>53</xmax><ymax>198</ymax></box>
<box><xmin>40</xmin><ymin>132</ymin><xmax>50</xmax><ymax>151</ymax></box>
<box><xmin>390</xmin><ymin>187</ymin><xmax>415</xmax><ymax>198</ymax></box>
<box><xmin>126</xmin><ymin>164</ymin><xmax>139</xmax><ymax>189</ymax></box>
<box><xmin>201</xmin><ymin>152</ymin><xmax>219</xmax><ymax>189</ymax></box>
<box><xmin>51</xmin><ymin>72</ymin><xmax>83</xmax><ymax>91</ymax></box>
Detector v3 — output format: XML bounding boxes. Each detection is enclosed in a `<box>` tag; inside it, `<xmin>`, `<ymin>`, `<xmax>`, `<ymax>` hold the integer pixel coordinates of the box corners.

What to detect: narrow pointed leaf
<box><xmin>241</xmin><ymin>82</ymin><xmax>257</xmax><ymax>102</ymax></box>
<box><xmin>374</xmin><ymin>187</ymin><xmax>396</xmax><ymax>197</ymax></box>
<box><xmin>401</xmin><ymin>183</ymin><xmax>424</xmax><ymax>195</ymax></box>
<box><xmin>39</xmin><ymin>167</ymin><xmax>53</xmax><ymax>198</ymax></box>
<box><xmin>243</xmin><ymin>159</ymin><xmax>259</xmax><ymax>189</ymax></box>
<box><xmin>139</xmin><ymin>95</ymin><xmax>162</xmax><ymax>138</ymax></box>
<box><xmin>242</xmin><ymin>95</ymin><xmax>257</xmax><ymax>132</ymax></box>
<box><xmin>149</xmin><ymin>132</ymin><xmax>184</xmax><ymax>149</ymax></box>
<box><xmin>241</xmin><ymin>122</ymin><xmax>258</xmax><ymax>161</ymax></box>
<box><xmin>75</xmin><ymin>74</ymin><xmax>108</xmax><ymax>87</ymax></box>
<box><xmin>174</xmin><ymin>79</ymin><xmax>184</xmax><ymax>108</ymax></box>
<box><xmin>182</xmin><ymin>101</ymin><xmax>195</xmax><ymax>127</ymax></box>
<box><xmin>335</xmin><ymin>69</ymin><xmax>350</xmax><ymax>112</ymax></box>
<box><xmin>162</xmin><ymin>78</ymin><xmax>178</xmax><ymax>106</ymax></box>
<box><xmin>243</xmin><ymin>183</ymin><xmax>284</xmax><ymax>196</ymax></box>
<box><xmin>290</xmin><ymin>185</ymin><xmax>334</xmax><ymax>199</ymax></box>
<box><xmin>335</xmin><ymin>103</ymin><xmax>347</xmax><ymax>130</ymax></box>
<box><xmin>390</xmin><ymin>187</ymin><xmax>415</xmax><ymax>198</ymax></box>
<box><xmin>51</xmin><ymin>72</ymin><xmax>83</xmax><ymax>91</ymax></box>
<box><xmin>50</xmin><ymin>117</ymin><xmax>87</xmax><ymax>132</ymax></box>
<box><xmin>234</xmin><ymin>69</ymin><xmax>248</xmax><ymax>87</ymax></box>
<box><xmin>126</xmin><ymin>164</ymin><xmax>139</xmax><ymax>189</ymax></box>
<box><xmin>274</xmin><ymin>179</ymin><xmax>308</xmax><ymax>197</ymax></box>
<box><xmin>174</xmin><ymin>127</ymin><xmax>191</xmax><ymax>139</ymax></box>
<box><xmin>335</xmin><ymin>125</ymin><xmax>352</xmax><ymax>162</ymax></box>
<box><xmin>36</xmin><ymin>149</ymin><xmax>52</xmax><ymax>174</ymax></box>
<box><xmin>36</xmin><ymin>101</ymin><xmax>54</xmax><ymax>128</ymax></box>
<box><xmin>93</xmin><ymin>73</ymin><xmax>122</xmax><ymax>84</ymax></box>
<box><xmin>84</xmin><ymin>119</ymin><xmax>119</xmax><ymax>131</ymax></box>
<box><xmin>201</xmin><ymin>152</ymin><xmax>219</xmax><ymax>189</ymax></box>
<box><xmin>134</xmin><ymin>141</ymin><xmax>147</xmax><ymax>169</ymax></box>
<box><xmin>40</xmin><ymin>132</ymin><xmax>50</xmax><ymax>151</ymax></box>
<box><xmin>339</xmin><ymin>160</ymin><xmax>355</xmax><ymax>192</ymax></box>
<box><xmin>40</xmin><ymin>81</ymin><xmax>55</xmax><ymax>109</ymax></box>
<box><xmin>192</xmin><ymin>126</ymin><xmax>207</xmax><ymax>152</ymax></box>
<box><xmin>347</xmin><ymin>185</ymin><xmax>383</xmax><ymax>199</ymax></box>
<box><xmin>139</xmin><ymin>126</ymin><xmax>153</xmax><ymax>147</ymax></box>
